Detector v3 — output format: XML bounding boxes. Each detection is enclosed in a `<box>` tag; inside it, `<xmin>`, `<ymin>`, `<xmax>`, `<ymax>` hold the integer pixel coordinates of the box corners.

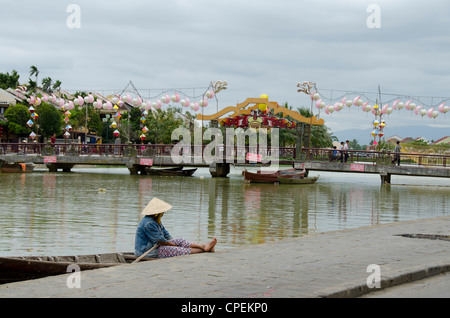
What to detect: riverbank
<box><xmin>0</xmin><ymin>216</ymin><xmax>448</xmax><ymax>299</ymax></box>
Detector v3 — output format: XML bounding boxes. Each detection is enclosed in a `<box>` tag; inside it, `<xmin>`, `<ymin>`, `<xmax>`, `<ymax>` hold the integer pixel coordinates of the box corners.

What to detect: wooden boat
<box><xmin>278</xmin><ymin>175</ymin><xmax>320</xmax><ymax>184</ymax></box>
<box><xmin>0</xmin><ymin>252</ymin><xmax>154</xmax><ymax>284</ymax></box>
<box><xmin>145</xmin><ymin>166</ymin><xmax>197</xmax><ymax>176</ymax></box>
<box><xmin>0</xmin><ymin>162</ymin><xmax>34</xmax><ymax>173</ymax></box>
<box><xmin>242</xmin><ymin>168</ymin><xmax>301</xmax><ymax>183</ymax></box>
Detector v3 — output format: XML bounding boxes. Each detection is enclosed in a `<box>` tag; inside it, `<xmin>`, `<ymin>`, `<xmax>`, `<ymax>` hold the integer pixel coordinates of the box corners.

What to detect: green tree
<box><xmin>0</xmin><ymin>70</ymin><xmax>20</xmax><ymax>89</ymax></box>
<box><xmin>41</xmin><ymin>77</ymin><xmax>53</xmax><ymax>93</ymax></box>
<box><xmin>69</xmin><ymin>104</ymin><xmax>103</xmax><ymax>136</ymax></box>
<box><xmin>4</xmin><ymin>103</ymin><xmax>30</xmax><ymax>136</ymax></box>
<box><xmin>36</xmin><ymin>102</ymin><xmax>62</xmax><ymax>138</ymax></box>
<box><xmin>129</xmin><ymin>107</ymin><xmax>183</xmax><ymax>144</ymax></box>
<box><xmin>29</xmin><ymin>65</ymin><xmax>39</xmax><ymax>85</ymax></box>
<box><xmin>52</xmin><ymin>80</ymin><xmax>62</xmax><ymax>92</ymax></box>
<box><xmin>296</xmin><ymin>106</ymin><xmax>335</xmax><ymax>148</ymax></box>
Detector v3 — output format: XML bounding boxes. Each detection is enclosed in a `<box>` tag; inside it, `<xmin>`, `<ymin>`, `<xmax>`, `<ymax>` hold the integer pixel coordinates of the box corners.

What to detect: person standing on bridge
<box><xmin>393</xmin><ymin>141</ymin><xmax>402</xmax><ymax>166</ymax></box>
<box><xmin>134</xmin><ymin>198</ymin><xmax>217</xmax><ymax>259</ymax></box>
<box><xmin>344</xmin><ymin>140</ymin><xmax>350</xmax><ymax>162</ymax></box>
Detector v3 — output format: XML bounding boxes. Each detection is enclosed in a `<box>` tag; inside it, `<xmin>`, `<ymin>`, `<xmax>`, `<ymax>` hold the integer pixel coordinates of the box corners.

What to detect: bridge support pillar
<box><xmin>209</xmin><ymin>162</ymin><xmax>230</xmax><ymax>178</ymax></box>
<box><xmin>128</xmin><ymin>164</ymin><xmax>148</xmax><ymax>175</ymax></box>
<box><xmin>380</xmin><ymin>172</ymin><xmax>391</xmax><ymax>184</ymax></box>
<box><xmin>45</xmin><ymin>163</ymin><xmax>75</xmax><ymax>172</ymax></box>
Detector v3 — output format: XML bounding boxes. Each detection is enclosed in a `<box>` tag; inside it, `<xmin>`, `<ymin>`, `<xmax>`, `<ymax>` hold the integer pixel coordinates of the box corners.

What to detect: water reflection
<box><xmin>0</xmin><ymin>168</ymin><xmax>448</xmax><ymax>256</ymax></box>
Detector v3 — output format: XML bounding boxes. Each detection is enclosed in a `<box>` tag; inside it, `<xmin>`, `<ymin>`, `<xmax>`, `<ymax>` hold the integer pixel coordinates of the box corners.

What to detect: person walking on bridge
<box><xmin>393</xmin><ymin>141</ymin><xmax>402</xmax><ymax>166</ymax></box>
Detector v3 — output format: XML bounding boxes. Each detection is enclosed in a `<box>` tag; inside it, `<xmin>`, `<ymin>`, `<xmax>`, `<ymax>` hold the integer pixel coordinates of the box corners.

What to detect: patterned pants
<box><xmin>157</xmin><ymin>238</ymin><xmax>192</xmax><ymax>258</ymax></box>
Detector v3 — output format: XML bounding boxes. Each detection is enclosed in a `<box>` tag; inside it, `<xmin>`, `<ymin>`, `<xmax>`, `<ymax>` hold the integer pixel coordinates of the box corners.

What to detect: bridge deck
<box><xmin>0</xmin><ymin>144</ymin><xmax>449</xmax><ymax>183</ymax></box>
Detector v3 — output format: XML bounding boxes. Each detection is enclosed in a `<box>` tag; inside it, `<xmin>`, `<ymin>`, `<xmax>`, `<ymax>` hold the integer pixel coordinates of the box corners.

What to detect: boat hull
<box><xmin>243</xmin><ymin>169</ymin><xmax>302</xmax><ymax>183</ymax></box>
<box><xmin>0</xmin><ymin>252</ymin><xmax>151</xmax><ymax>284</ymax></box>
<box><xmin>278</xmin><ymin>175</ymin><xmax>319</xmax><ymax>184</ymax></box>
<box><xmin>145</xmin><ymin>167</ymin><xmax>197</xmax><ymax>176</ymax></box>
<box><xmin>0</xmin><ymin>163</ymin><xmax>34</xmax><ymax>173</ymax></box>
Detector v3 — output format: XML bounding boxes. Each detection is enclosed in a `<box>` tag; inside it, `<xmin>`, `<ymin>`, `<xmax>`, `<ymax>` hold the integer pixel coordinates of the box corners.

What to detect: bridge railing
<box><xmin>3</xmin><ymin>143</ymin><xmax>446</xmax><ymax>168</ymax></box>
<box><xmin>300</xmin><ymin>148</ymin><xmax>449</xmax><ymax>168</ymax></box>
<box><xmin>0</xmin><ymin>143</ymin><xmax>298</xmax><ymax>161</ymax></box>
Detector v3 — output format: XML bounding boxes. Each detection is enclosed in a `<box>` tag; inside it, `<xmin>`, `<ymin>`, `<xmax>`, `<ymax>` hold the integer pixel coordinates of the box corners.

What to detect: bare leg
<box><xmin>190</xmin><ymin>237</ymin><xmax>217</xmax><ymax>253</ymax></box>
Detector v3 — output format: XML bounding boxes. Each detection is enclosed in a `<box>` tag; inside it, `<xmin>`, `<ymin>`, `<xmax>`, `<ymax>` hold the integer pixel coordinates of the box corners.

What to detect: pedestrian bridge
<box><xmin>0</xmin><ymin>143</ymin><xmax>449</xmax><ymax>183</ymax></box>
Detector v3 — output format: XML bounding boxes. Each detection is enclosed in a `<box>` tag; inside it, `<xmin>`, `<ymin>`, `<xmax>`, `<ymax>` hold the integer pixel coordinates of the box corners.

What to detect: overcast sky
<box><xmin>1</xmin><ymin>0</ymin><xmax>449</xmax><ymax>140</ymax></box>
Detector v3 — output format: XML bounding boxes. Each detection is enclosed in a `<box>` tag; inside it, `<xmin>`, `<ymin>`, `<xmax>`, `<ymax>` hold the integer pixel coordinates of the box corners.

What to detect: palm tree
<box><xmin>29</xmin><ymin>66</ymin><xmax>39</xmax><ymax>85</ymax></box>
<box><xmin>296</xmin><ymin>107</ymin><xmax>335</xmax><ymax>148</ymax></box>
<box><xmin>52</xmin><ymin>80</ymin><xmax>62</xmax><ymax>92</ymax></box>
<box><xmin>42</xmin><ymin>77</ymin><xmax>53</xmax><ymax>93</ymax></box>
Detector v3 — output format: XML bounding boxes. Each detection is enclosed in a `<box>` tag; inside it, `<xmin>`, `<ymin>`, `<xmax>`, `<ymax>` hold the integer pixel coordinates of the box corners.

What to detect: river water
<box><xmin>0</xmin><ymin>166</ymin><xmax>448</xmax><ymax>257</ymax></box>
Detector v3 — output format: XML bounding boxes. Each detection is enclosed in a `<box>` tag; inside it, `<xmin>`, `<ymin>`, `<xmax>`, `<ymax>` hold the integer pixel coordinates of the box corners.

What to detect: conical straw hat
<box><xmin>141</xmin><ymin>198</ymin><xmax>172</xmax><ymax>216</ymax></box>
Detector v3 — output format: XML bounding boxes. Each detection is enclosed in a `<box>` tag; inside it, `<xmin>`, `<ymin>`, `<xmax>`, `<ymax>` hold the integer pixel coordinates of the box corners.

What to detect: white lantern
<box><xmin>419</xmin><ymin>109</ymin><xmax>427</xmax><ymax>117</ymax></box>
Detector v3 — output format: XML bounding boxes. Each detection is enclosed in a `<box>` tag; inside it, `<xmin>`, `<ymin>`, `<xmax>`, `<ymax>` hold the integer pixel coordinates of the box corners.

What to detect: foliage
<box><xmin>146</xmin><ymin>108</ymin><xmax>184</xmax><ymax>144</ymax></box>
<box><xmin>36</xmin><ymin>102</ymin><xmax>62</xmax><ymax>138</ymax></box>
<box><xmin>4</xmin><ymin>103</ymin><xmax>30</xmax><ymax>136</ymax></box>
<box><xmin>295</xmin><ymin>106</ymin><xmax>335</xmax><ymax>148</ymax></box>
<box><xmin>128</xmin><ymin>107</ymin><xmax>183</xmax><ymax>144</ymax></box>
<box><xmin>0</xmin><ymin>70</ymin><xmax>20</xmax><ymax>89</ymax></box>
<box><xmin>68</xmin><ymin>105</ymin><xmax>103</xmax><ymax>136</ymax></box>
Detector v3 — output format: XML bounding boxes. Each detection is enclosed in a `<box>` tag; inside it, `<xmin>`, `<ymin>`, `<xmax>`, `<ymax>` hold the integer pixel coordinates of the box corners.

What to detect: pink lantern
<box><xmin>414</xmin><ymin>106</ymin><xmax>423</xmax><ymax>115</ymax></box>
<box><xmin>392</xmin><ymin>100</ymin><xmax>400</xmax><ymax>110</ymax></box>
<box><xmin>315</xmin><ymin>99</ymin><xmax>322</xmax><ymax>109</ymax></box>
<box><xmin>171</xmin><ymin>93</ymin><xmax>180</xmax><ymax>103</ymax></box>
<box><xmin>427</xmin><ymin>108</ymin><xmax>434</xmax><ymax>118</ymax></box>
<box><xmin>333</xmin><ymin>102</ymin><xmax>340</xmax><ymax>112</ymax></box>
<box><xmin>438</xmin><ymin>103</ymin><xmax>446</xmax><ymax>113</ymax></box>
<box><xmin>362</xmin><ymin>102</ymin><xmax>369</xmax><ymax>112</ymax></box>
<box><xmin>164</xmin><ymin>94</ymin><xmax>170</xmax><ymax>104</ymax></box>
<box><xmin>200</xmin><ymin>98</ymin><xmax>209</xmax><ymax>107</ymax></box>
<box><xmin>206</xmin><ymin>90</ymin><xmax>215</xmax><ymax>99</ymax></box>
<box><xmin>405</xmin><ymin>100</ymin><xmax>412</xmax><ymax>110</ymax></box>
<box><xmin>353</xmin><ymin>96</ymin><xmax>360</xmax><ymax>106</ymax></box>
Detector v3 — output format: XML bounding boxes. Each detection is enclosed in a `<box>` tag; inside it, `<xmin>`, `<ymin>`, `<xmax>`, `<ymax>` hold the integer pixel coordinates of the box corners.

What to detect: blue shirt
<box><xmin>134</xmin><ymin>216</ymin><xmax>173</xmax><ymax>257</ymax></box>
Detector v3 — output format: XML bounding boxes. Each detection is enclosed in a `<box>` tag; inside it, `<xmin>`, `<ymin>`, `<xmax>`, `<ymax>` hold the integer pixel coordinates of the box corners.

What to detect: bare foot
<box><xmin>204</xmin><ymin>237</ymin><xmax>217</xmax><ymax>252</ymax></box>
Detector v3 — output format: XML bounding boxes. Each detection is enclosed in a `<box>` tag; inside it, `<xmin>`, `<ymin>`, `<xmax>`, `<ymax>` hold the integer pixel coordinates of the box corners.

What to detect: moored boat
<box><xmin>0</xmin><ymin>252</ymin><xmax>154</xmax><ymax>284</ymax></box>
<box><xmin>145</xmin><ymin>166</ymin><xmax>197</xmax><ymax>176</ymax></box>
<box><xmin>278</xmin><ymin>175</ymin><xmax>319</xmax><ymax>184</ymax></box>
<box><xmin>242</xmin><ymin>168</ymin><xmax>301</xmax><ymax>183</ymax></box>
<box><xmin>0</xmin><ymin>162</ymin><xmax>34</xmax><ymax>173</ymax></box>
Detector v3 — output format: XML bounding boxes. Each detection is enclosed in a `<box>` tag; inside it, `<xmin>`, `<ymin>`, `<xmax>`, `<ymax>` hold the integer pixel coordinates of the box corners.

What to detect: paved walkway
<box><xmin>0</xmin><ymin>216</ymin><xmax>449</xmax><ymax>298</ymax></box>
